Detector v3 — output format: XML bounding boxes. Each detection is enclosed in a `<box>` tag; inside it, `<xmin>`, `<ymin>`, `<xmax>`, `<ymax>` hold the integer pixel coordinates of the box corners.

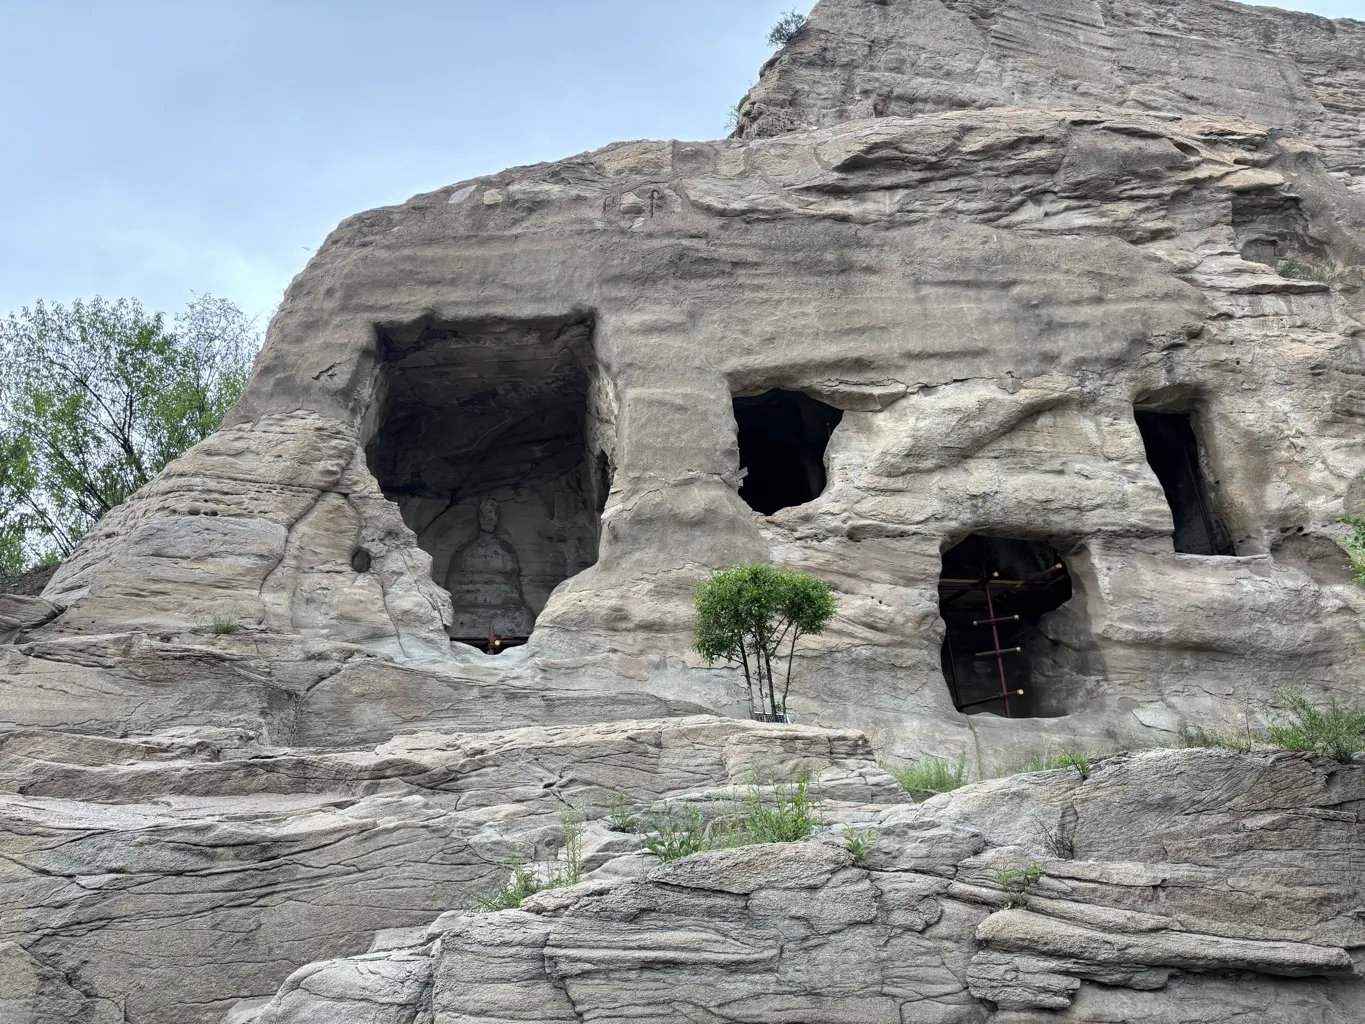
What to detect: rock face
<box><xmin>3</xmin><ymin>0</ymin><xmax>1365</xmax><ymax>1020</ymax></box>
<box><xmin>16</xmin><ymin>0</ymin><xmax>1363</xmax><ymax>761</ymax></box>
<box><xmin>0</xmin><ymin>717</ymin><xmax>897</xmax><ymax>1024</ymax></box>
<box><xmin>231</xmin><ymin>746</ymin><xmax>1365</xmax><ymax>1024</ymax></box>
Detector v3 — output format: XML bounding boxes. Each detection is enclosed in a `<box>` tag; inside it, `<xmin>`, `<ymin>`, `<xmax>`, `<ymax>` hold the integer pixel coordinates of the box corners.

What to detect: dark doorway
<box><xmin>733</xmin><ymin>390</ymin><xmax>842</xmax><ymax>514</ymax></box>
<box><xmin>1134</xmin><ymin>411</ymin><xmax>1234</xmax><ymax>556</ymax></box>
<box><xmin>364</xmin><ymin>315</ymin><xmax>606</xmax><ymax>648</ymax></box>
<box><xmin>938</xmin><ymin>535</ymin><xmax>1073</xmax><ymax>718</ymax></box>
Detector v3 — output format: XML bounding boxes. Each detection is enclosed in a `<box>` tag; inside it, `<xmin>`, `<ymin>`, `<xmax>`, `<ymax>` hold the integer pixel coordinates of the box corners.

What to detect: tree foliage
<box><xmin>767</xmin><ymin>9</ymin><xmax>807</xmax><ymax>47</ymax></box>
<box><xmin>0</xmin><ymin>295</ymin><xmax>258</xmax><ymax>572</ymax></box>
<box><xmin>692</xmin><ymin>564</ymin><xmax>837</xmax><ymax>718</ymax></box>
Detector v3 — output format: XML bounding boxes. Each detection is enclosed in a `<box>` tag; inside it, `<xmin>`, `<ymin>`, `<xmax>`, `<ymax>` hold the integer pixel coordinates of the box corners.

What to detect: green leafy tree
<box><xmin>0</xmin><ymin>295</ymin><xmax>258</xmax><ymax>570</ymax></box>
<box><xmin>692</xmin><ymin>564</ymin><xmax>837</xmax><ymax>719</ymax></box>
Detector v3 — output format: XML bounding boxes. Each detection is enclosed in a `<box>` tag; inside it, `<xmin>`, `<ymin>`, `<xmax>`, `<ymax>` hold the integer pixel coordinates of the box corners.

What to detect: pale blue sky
<box><xmin>1</xmin><ymin>0</ymin><xmax>1361</xmax><ymax>325</ymax></box>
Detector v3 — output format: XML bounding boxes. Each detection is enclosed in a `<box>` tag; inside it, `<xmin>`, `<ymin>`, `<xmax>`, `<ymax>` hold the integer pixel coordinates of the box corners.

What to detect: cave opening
<box><xmin>733</xmin><ymin>389</ymin><xmax>843</xmax><ymax>515</ymax></box>
<box><xmin>938</xmin><ymin>534</ymin><xmax>1074</xmax><ymax>718</ymax></box>
<box><xmin>1134</xmin><ymin>410</ymin><xmax>1234</xmax><ymax>556</ymax></box>
<box><xmin>364</xmin><ymin>314</ymin><xmax>609</xmax><ymax>650</ymax></box>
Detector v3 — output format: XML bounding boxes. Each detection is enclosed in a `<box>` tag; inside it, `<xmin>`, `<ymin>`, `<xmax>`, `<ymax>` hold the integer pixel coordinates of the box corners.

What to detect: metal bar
<box><xmin>983</xmin><ymin>569</ymin><xmax>1012</xmax><ymax>718</ymax></box>
<box><xmin>946</xmin><ymin>633</ymin><xmax>962</xmax><ymax>709</ymax></box>
<box><xmin>939</xmin><ymin>579</ymin><xmax>988</xmax><ymax>607</ymax></box>
<box><xmin>975</xmin><ymin>646</ymin><xmax>1024</xmax><ymax>657</ymax></box>
<box><xmin>973</xmin><ymin>614</ymin><xmax>1020</xmax><ymax>626</ymax></box>
<box><xmin>1182</xmin><ymin>435</ymin><xmax>1220</xmax><ymax>554</ymax></box>
<box><xmin>956</xmin><ymin>689</ymin><xmax>1025</xmax><ymax>711</ymax></box>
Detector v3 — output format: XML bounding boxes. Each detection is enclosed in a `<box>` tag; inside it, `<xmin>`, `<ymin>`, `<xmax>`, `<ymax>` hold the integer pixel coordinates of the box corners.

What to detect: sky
<box><xmin>1</xmin><ymin>0</ymin><xmax>1361</xmax><ymax>328</ymax></box>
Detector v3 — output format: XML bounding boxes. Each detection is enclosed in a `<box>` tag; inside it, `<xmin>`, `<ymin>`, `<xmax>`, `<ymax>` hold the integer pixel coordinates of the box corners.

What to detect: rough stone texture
<box><xmin>232</xmin><ymin>747</ymin><xmax>1365</xmax><ymax>1024</ymax></box>
<box><xmin>0</xmin><ymin>717</ymin><xmax>893</xmax><ymax>1024</ymax></box>
<box><xmin>15</xmin><ymin>0</ymin><xmax>1362</xmax><ymax>765</ymax></box>
<box><xmin>736</xmin><ymin>0</ymin><xmax>1365</xmax><ymax>192</ymax></box>
<box><xmin>3</xmin><ymin>2</ymin><xmax>1365</xmax><ymax>1021</ymax></box>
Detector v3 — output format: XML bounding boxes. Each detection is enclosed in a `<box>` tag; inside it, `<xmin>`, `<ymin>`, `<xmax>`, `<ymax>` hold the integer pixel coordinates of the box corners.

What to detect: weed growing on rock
<box><xmin>1178</xmin><ymin>725</ymin><xmax>1254</xmax><ymax>753</ymax></box>
<box><xmin>1017</xmin><ymin>749</ymin><xmax>1091</xmax><ymax>777</ymax></box>
<box><xmin>471</xmin><ymin>863</ymin><xmax>540</xmax><ymax>912</ymax></box>
<box><xmin>1276</xmin><ymin>254</ymin><xmax>1326</xmax><ymax>282</ymax></box>
<box><xmin>726</xmin><ymin>87</ymin><xmax>752</xmax><ymax>134</ymax></box>
<box><xmin>643</xmin><ymin>770</ymin><xmax>823</xmax><ymax>862</ymax></box>
<box><xmin>1340</xmin><ymin>514</ymin><xmax>1365</xmax><ymax>586</ymax></box>
<box><xmin>843</xmin><ymin>826</ymin><xmax>878</xmax><ymax>865</ymax></box>
<box><xmin>736</xmin><ymin>769</ymin><xmax>820</xmax><ymax>844</ymax></box>
<box><xmin>470</xmin><ymin>807</ymin><xmax>584</xmax><ymax>911</ymax></box>
<box><xmin>556</xmin><ymin>806</ymin><xmax>584</xmax><ymax>886</ymax></box>
<box><xmin>607</xmin><ymin>794</ymin><xmax>640</xmax><ymax>833</ymax></box>
<box><xmin>891</xmin><ymin>756</ymin><xmax>967</xmax><ymax>801</ymax></box>
<box><xmin>1031</xmin><ymin>814</ymin><xmax>1075</xmax><ymax>860</ymax></box>
<box><xmin>209</xmin><ymin>614</ymin><xmax>240</xmax><ymax>635</ymax></box>
<box><xmin>995</xmin><ymin>861</ymin><xmax>1043</xmax><ymax>908</ymax></box>
<box><xmin>643</xmin><ymin>804</ymin><xmax>709</xmax><ymax>862</ymax></box>
<box><xmin>1264</xmin><ymin>688</ymin><xmax>1365</xmax><ymax>761</ymax></box>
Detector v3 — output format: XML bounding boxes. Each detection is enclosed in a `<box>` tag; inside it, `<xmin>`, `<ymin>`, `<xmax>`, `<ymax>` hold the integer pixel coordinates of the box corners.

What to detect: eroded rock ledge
<box><xmin>222</xmin><ymin>738</ymin><xmax>1362</xmax><ymax>1024</ymax></box>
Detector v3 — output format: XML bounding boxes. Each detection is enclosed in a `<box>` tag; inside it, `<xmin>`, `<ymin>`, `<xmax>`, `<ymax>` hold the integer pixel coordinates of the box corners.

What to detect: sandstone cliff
<box><xmin>2</xmin><ymin>0</ymin><xmax>1364</xmax><ymax>1020</ymax></box>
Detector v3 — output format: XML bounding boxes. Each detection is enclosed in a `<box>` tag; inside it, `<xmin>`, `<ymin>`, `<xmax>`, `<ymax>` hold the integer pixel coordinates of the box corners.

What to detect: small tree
<box><xmin>767</xmin><ymin>9</ymin><xmax>807</xmax><ymax>47</ymax></box>
<box><xmin>692</xmin><ymin>564</ymin><xmax>837</xmax><ymax>719</ymax></box>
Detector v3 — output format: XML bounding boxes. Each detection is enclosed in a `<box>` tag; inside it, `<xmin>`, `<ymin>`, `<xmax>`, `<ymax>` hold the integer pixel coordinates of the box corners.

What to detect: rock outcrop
<box><xmin>3</xmin><ymin>0</ymin><xmax>1364</xmax><ymax>1020</ymax></box>
<box><xmin>231</xmin><ymin>745</ymin><xmax>1365</xmax><ymax>1024</ymax></box>
<box><xmin>15</xmin><ymin>0</ymin><xmax>1364</xmax><ymax>762</ymax></box>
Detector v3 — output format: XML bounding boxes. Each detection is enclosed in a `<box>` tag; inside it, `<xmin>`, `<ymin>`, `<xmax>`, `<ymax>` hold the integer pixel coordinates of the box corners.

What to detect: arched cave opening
<box><xmin>364</xmin><ymin>315</ymin><xmax>610</xmax><ymax>651</ymax></box>
<box><xmin>938</xmin><ymin>534</ymin><xmax>1073</xmax><ymax>718</ymax></box>
<box><xmin>733</xmin><ymin>389</ymin><xmax>843</xmax><ymax>515</ymax></box>
<box><xmin>1134</xmin><ymin>410</ymin><xmax>1234</xmax><ymax>556</ymax></box>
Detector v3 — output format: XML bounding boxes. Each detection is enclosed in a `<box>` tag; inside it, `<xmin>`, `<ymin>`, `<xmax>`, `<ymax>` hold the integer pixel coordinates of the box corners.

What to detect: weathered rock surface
<box><xmin>0</xmin><ymin>717</ymin><xmax>893</xmax><ymax>1024</ymax></box>
<box><xmin>3</xmin><ymin>2</ymin><xmax>1365</xmax><ymax>1022</ymax></box>
<box><xmin>15</xmin><ymin>0</ymin><xmax>1362</xmax><ymax>764</ymax></box>
<box><xmin>232</xmin><ymin>746</ymin><xmax>1365</xmax><ymax>1024</ymax></box>
<box><xmin>738</xmin><ymin>0</ymin><xmax>1365</xmax><ymax>191</ymax></box>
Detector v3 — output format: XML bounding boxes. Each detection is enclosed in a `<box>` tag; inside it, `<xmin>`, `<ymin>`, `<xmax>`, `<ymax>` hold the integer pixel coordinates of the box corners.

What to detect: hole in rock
<box><xmin>1134</xmin><ymin>410</ymin><xmax>1234</xmax><ymax>556</ymax></box>
<box><xmin>1231</xmin><ymin>190</ymin><xmax>1326</xmax><ymax>279</ymax></box>
<box><xmin>938</xmin><ymin>534</ymin><xmax>1074</xmax><ymax>718</ymax></box>
<box><xmin>364</xmin><ymin>314</ymin><xmax>610</xmax><ymax>649</ymax></box>
<box><xmin>350</xmin><ymin>549</ymin><xmax>371</xmax><ymax>573</ymax></box>
<box><xmin>733</xmin><ymin>389</ymin><xmax>842</xmax><ymax>515</ymax></box>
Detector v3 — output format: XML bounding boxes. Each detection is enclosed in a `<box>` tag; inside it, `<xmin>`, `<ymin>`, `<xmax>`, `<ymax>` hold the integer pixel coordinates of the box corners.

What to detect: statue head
<box><xmin>477</xmin><ymin>496</ymin><xmax>500</xmax><ymax>533</ymax></box>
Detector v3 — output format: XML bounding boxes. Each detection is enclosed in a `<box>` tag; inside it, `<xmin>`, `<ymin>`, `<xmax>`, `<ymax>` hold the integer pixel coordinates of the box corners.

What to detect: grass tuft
<box><xmin>643</xmin><ymin>770</ymin><xmax>822</xmax><ymax>862</ymax></box>
<box><xmin>891</xmin><ymin>756</ymin><xmax>968</xmax><ymax>801</ymax></box>
<box><xmin>1263</xmin><ymin>688</ymin><xmax>1365</xmax><ymax>761</ymax></box>
<box><xmin>995</xmin><ymin>861</ymin><xmax>1043</xmax><ymax>908</ymax></box>
<box><xmin>1017</xmin><ymin>749</ymin><xmax>1091</xmax><ymax>778</ymax></box>
<box><xmin>470</xmin><ymin>807</ymin><xmax>584</xmax><ymax>912</ymax></box>
<box><xmin>607</xmin><ymin>793</ymin><xmax>640</xmax><ymax>833</ymax></box>
<box><xmin>1178</xmin><ymin>725</ymin><xmax>1253</xmax><ymax>753</ymax></box>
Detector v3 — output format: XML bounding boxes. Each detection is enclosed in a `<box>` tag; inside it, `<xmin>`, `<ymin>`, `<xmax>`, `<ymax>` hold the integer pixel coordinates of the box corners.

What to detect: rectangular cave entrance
<box><xmin>938</xmin><ymin>534</ymin><xmax>1073</xmax><ymax>718</ymax></box>
<box><xmin>733</xmin><ymin>389</ymin><xmax>843</xmax><ymax>514</ymax></box>
<box><xmin>364</xmin><ymin>314</ymin><xmax>609</xmax><ymax>651</ymax></box>
<box><xmin>1134</xmin><ymin>410</ymin><xmax>1234</xmax><ymax>556</ymax></box>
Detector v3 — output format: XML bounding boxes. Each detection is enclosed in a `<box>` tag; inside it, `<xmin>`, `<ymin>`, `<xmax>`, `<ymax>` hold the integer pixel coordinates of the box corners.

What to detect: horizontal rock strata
<box><xmin>231</xmin><ymin>745</ymin><xmax>1365</xmax><ymax>1023</ymax></box>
